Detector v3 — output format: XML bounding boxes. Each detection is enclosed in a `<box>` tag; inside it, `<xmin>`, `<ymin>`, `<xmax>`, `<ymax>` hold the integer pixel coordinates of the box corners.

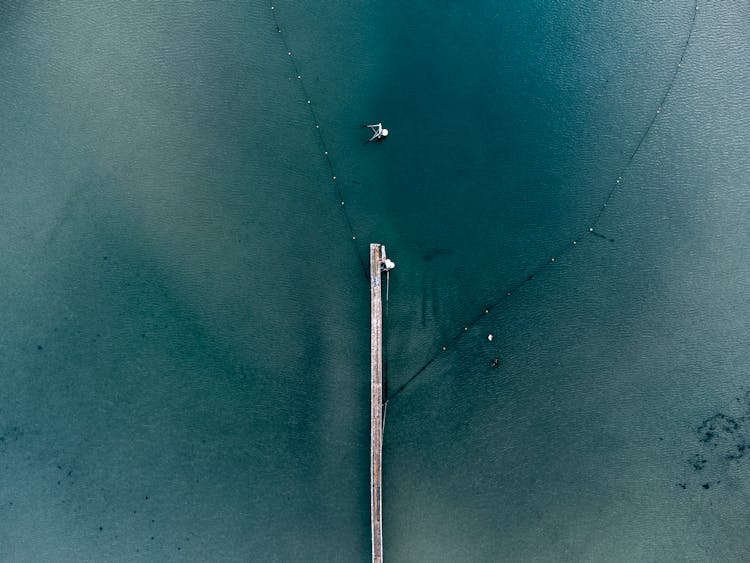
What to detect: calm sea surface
<box><xmin>1</xmin><ymin>1</ymin><xmax>749</xmax><ymax>561</ymax></box>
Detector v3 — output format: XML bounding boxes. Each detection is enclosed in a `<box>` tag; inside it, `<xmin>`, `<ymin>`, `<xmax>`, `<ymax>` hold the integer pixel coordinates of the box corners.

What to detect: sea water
<box><xmin>1</xmin><ymin>1</ymin><xmax>749</xmax><ymax>561</ymax></box>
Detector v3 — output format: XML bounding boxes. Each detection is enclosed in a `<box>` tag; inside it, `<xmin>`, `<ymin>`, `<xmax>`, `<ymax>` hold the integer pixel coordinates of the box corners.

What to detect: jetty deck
<box><xmin>370</xmin><ymin>243</ymin><xmax>384</xmax><ymax>563</ymax></box>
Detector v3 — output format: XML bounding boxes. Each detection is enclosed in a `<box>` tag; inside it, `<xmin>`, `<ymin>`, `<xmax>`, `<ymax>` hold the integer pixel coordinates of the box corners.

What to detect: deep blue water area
<box><xmin>1</xmin><ymin>1</ymin><xmax>749</xmax><ymax>561</ymax></box>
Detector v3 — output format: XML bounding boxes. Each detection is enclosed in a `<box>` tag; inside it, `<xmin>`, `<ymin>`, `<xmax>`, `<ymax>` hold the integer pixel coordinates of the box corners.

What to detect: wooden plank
<box><xmin>370</xmin><ymin>243</ymin><xmax>384</xmax><ymax>563</ymax></box>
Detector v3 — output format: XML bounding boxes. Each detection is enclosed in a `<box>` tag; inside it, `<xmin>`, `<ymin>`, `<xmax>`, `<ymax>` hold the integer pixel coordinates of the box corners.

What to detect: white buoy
<box><xmin>487</xmin><ymin>334</ymin><xmax>493</xmax><ymax>342</ymax></box>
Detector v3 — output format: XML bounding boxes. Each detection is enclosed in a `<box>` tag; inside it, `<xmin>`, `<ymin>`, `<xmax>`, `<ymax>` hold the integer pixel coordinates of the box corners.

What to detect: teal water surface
<box><xmin>1</xmin><ymin>1</ymin><xmax>749</xmax><ymax>561</ymax></box>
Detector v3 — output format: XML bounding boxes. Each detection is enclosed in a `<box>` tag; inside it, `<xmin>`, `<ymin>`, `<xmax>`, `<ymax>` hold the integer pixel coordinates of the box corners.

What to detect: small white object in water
<box><xmin>487</xmin><ymin>334</ymin><xmax>493</xmax><ymax>342</ymax></box>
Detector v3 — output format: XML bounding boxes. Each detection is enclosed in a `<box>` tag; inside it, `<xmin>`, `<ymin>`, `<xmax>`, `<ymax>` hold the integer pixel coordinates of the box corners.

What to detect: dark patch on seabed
<box><xmin>680</xmin><ymin>390</ymin><xmax>750</xmax><ymax>491</ymax></box>
<box><xmin>0</xmin><ymin>422</ymin><xmax>24</xmax><ymax>453</ymax></box>
<box><xmin>422</xmin><ymin>248</ymin><xmax>452</xmax><ymax>262</ymax></box>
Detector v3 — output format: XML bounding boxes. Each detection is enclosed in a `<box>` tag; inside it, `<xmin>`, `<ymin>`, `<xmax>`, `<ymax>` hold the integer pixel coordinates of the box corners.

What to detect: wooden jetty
<box><xmin>369</xmin><ymin>243</ymin><xmax>390</xmax><ymax>563</ymax></box>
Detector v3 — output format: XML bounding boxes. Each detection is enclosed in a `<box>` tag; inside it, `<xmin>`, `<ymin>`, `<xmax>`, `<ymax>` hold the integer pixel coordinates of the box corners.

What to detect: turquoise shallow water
<box><xmin>1</xmin><ymin>1</ymin><xmax>749</xmax><ymax>561</ymax></box>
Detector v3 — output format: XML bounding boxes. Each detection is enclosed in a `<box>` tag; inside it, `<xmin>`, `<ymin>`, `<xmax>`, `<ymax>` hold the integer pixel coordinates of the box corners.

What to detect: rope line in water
<box><xmin>269</xmin><ymin>2</ymin><xmax>368</xmax><ymax>278</ymax></box>
<box><xmin>271</xmin><ymin>2</ymin><xmax>395</xmax><ymax>401</ymax></box>
<box><xmin>269</xmin><ymin>1</ymin><xmax>700</xmax><ymax>403</ymax></box>
<box><xmin>387</xmin><ymin>0</ymin><xmax>700</xmax><ymax>403</ymax></box>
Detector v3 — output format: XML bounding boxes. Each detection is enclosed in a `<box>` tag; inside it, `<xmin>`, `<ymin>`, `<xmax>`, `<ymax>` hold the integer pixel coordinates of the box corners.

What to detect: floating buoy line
<box><xmin>269</xmin><ymin>2</ymin><xmax>368</xmax><ymax>277</ymax></box>
<box><xmin>387</xmin><ymin>0</ymin><xmax>700</xmax><ymax>402</ymax></box>
<box><xmin>270</xmin><ymin>1</ymin><xmax>700</xmax><ymax>402</ymax></box>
